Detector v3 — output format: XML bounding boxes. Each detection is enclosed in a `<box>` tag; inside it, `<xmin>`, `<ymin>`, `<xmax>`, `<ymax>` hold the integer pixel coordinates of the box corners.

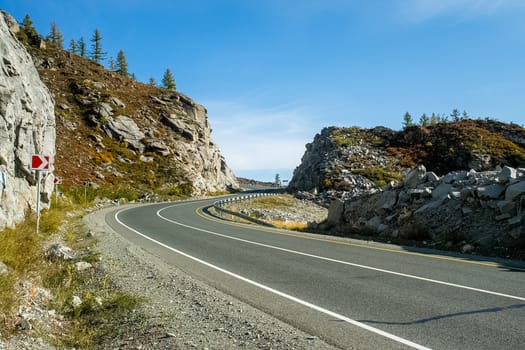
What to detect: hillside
<box><xmin>289</xmin><ymin>121</ymin><xmax>525</xmax><ymax>197</ymax></box>
<box><xmin>24</xmin><ymin>37</ymin><xmax>237</xmax><ymax>195</ymax></box>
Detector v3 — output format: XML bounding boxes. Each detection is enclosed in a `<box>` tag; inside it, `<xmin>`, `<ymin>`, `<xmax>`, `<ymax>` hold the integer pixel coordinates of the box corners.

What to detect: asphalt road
<box><xmin>106</xmin><ymin>197</ymin><xmax>525</xmax><ymax>350</ymax></box>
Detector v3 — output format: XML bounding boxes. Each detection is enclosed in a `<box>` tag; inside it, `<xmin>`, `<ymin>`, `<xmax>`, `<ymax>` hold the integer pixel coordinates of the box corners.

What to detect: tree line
<box><xmin>17</xmin><ymin>14</ymin><xmax>176</xmax><ymax>91</ymax></box>
<box><xmin>402</xmin><ymin>109</ymin><xmax>476</xmax><ymax>129</ymax></box>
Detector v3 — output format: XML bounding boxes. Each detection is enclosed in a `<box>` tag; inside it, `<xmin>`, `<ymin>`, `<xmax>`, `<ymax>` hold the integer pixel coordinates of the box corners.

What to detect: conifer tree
<box><xmin>69</xmin><ymin>39</ymin><xmax>77</xmax><ymax>54</ymax></box>
<box><xmin>77</xmin><ymin>37</ymin><xmax>86</xmax><ymax>57</ymax></box>
<box><xmin>90</xmin><ymin>29</ymin><xmax>106</xmax><ymax>63</ymax></box>
<box><xmin>162</xmin><ymin>68</ymin><xmax>176</xmax><ymax>91</ymax></box>
<box><xmin>462</xmin><ymin>110</ymin><xmax>469</xmax><ymax>120</ymax></box>
<box><xmin>402</xmin><ymin>112</ymin><xmax>414</xmax><ymax>129</ymax></box>
<box><xmin>130</xmin><ymin>73</ymin><xmax>137</xmax><ymax>81</ymax></box>
<box><xmin>19</xmin><ymin>14</ymin><xmax>40</xmax><ymax>46</ymax></box>
<box><xmin>48</xmin><ymin>22</ymin><xmax>63</xmax><ymax>48</ymax></box>
<box><xmin>116</xmin><ymin>49</ymin><xmax>129</xmax><ymax>77</ymax></box>
<box><xmin>419</xmin><ymin>113</ymin><xmax>429</xmax><ymax>127</ymax></box>
<box><xmin>430</xmin><ymin>112</ymin><xmax>439</xmax><ymax>125</ymax></box>
<box><xmin>450</xmin><ymin>108</ymin><xmax>460</xmax><ymax>122</ymax></box>
<box><xmin>149</xmin><ymin>77</ymin><xmax>157</xmax><ymax>86</ymax></box>
<box><xmin>108</xmin><ymin>57</ymin><xmax>115</xmax><ymax>71</ymax></box>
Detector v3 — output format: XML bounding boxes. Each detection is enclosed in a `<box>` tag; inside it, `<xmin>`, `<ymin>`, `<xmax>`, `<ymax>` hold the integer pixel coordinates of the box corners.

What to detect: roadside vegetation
<box><xmin>0</xmin><ymin>184</ymin><xmax>194</xmax><ymax>348</ymax></box>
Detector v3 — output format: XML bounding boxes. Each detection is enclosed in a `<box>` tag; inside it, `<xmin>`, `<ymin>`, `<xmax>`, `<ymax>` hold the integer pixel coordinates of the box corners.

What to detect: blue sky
<box><xmin>3</xmin><ymin>1</ymin><xmax>525</xmax><ymax>181</ymax></box>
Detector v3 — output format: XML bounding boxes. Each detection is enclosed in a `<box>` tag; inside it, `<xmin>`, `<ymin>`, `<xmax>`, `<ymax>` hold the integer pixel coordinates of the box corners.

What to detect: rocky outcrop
<box><xmin>33</xmin><ymin>45</ymin><xmax>237</xmax><ymax>194</ymax></box>
<box><xmin>288</xmin><ymin>127</ymin><xmax>387</xmax><ymax>201</ymax></box>
<box><xmin>289</xmin><ymin>123</ymin><xmax>525</xmax><ymax>202</ymax></box>
<box><xmin>0</xmin><ymin>11</ymin><xmax>55</xmax><ymax>229</ymax></box>
<box><xmin>324</xmin><ymin>165</ymin><xmax>525</xmax><ymax>258</ymax></box>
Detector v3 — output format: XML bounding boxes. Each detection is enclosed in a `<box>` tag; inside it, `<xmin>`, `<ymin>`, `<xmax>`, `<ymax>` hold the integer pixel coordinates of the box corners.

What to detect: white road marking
<box><xmin>115</xmin><ymin>206</ymin><xmax>431</xmax><ymax>350</ymax></box>
<box><xmin>156</xmin><ymin>204</ymin><xmax>525</xmax><ymax>303</ymax></box>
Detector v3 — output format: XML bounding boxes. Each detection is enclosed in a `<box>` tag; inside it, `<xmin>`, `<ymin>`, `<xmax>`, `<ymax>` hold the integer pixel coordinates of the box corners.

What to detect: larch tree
<box><xmin>69</xmin><ymin>39</ymin><xmax>77</xmax><ymax>54</ymax></box>
<box><xmin>149</xmin><ymin>77</ymin><xmax>157</xmax><ymax>86</ymax></box>
<box><xmin>116</xmin><ymin>49</ymin><xmax>129</xmax><ymax>77</ymax></box>
<box><xmin>48</xmin><ymin>22</ymin><xmax>63</xmax><ymax>48</ymax></box>
<box><xmin>108</xmin><ymin>57</ymin><xmax>115</xmax><ymax>71</ymax></box>
<box><xmin>162</xmin><ymin>68</ymin><xmax>176</xmax><ymax>91</ymax></box>
<box><xmin>419</xmin><ymin>113</ymin><xmax>430</xmax><ymax>127</ymax></box>
<box><xmin>403</xmin><ymin>112</ymin><xmax>414</xmax><ymax>129</ymax></box>
<box><xmin>90</xmin><ymin>28</ymin><xmax>106</xmax><ymax>63</ymax></box>
<box><xmin>77</xmin><ymin>37</ymin><xmax>86</xmax><ymax>57</ymax></box>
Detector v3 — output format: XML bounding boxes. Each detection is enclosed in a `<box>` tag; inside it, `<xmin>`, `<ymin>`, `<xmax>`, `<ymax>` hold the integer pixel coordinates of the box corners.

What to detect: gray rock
<box><xmin>415</xmin><ymin>199</ymin><xmax>443</xmax><ymax>213</ymax></box>
<box><xmin>404</xmin><ymin>165</ymin><xmax>427</xmax><ymax>189</ymax></box>
<box><xmin>476</xmin><ymin>184</ymin><xmax>506</xmax><ymax>199</ymax></box>
<box><xmin>508</xmin><ymin>216</ymin><xmax>522</xmax><ymax>227</ymax></box>
<box><xmin>327</xmin><ymin>199</ymin><xmax>344</xmax><ymax>225</ymax></box>
<box><xmin>94</xmin><ymin>102</ymin><xmax>113</xmax><ymax>119</ymax></box>
<box><xmin>505</xmin><ymin>181</ymin><xmax>525</xmax><ymax>201</ymax></box>
<box><xmin>426</xmin><ymin>172</ymin><xmax>440</xmax><ymax>183</ymax></box>
<box><xmin>103</xmin><ymin>115</ymin><xmax>145</xmax><ymax>152</ymax></box>
<box><xmin>46</xmin><ymin>243</ymin><xmax>74</xmax><ymax>261</ymax></box>
<box><xmin>109</xmin><ymin>96</ymin><xmax>125</xmax><ymax>108</ymax></box>
<box><xmin>75</xmin><ymin>261</ymin><xmax>93</xmax><ymax>271</ymax></box>
<box><xmin>432</xmin><ymin>183</ymin><xmax>454</xmax><ymax>200</ymax></box>
<box><xmin>499</xmin><ymin>166</ymin><xmax>517</xmax><ymax>183</ymax></box>
<box><xmin>378</xmin><ymin>190</ymin><xmax>397</xmax><ymax>210</ymax></box>
<box><xmin>0</xmin><ymin>12</ymin><xmax>56</xmax><ymax>230</ymax></box>
<box><xmin>497</xmin><ymin>200</ymin><xmax>516</xmax><ymax>215</ymax></box>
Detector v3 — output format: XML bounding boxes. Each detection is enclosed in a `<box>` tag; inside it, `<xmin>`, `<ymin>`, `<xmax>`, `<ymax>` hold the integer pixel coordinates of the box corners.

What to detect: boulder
<box><xmin>327</xmin><ymin>199</ymin><xmax>344</xmax><ymax>225</ymax></box>
<box><xmin>103</xmin><ymin>115</ymin><xmax>145</xmax><ymax>152</ymax></box>
<box><xmin>378</xmin><ymin>190</ymin><xmax>397</xmax><ymax>210</ymax></box>
<box><xmin>432</xmin><ymin>183</ymin><xmax>454</xmax><ymax>200</ymax></box>
<box><xmin>404</xmin><ymin>165</ymin><xmax>427</xmax><ymax>188</ymax></box>
<box><xmin>499</xmin><ymin>166</ymin><xmax>517</xmax><ymax>183</ymax></box>
<box><xmin>505</xmin><ymin>181</ymin><xmax>525</xmax><ymax>201</ymax></box>
<box><xmin>476</xmin><ymin>184</ymin><xmax>506</xmax><ymax>200</ymax></box>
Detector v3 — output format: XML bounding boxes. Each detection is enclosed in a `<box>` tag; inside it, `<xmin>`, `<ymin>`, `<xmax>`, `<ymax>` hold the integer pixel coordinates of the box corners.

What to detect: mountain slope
<box><xmin>26</xmin><ymin>39</ymin><xmax>237</xmax><ymax>195</ymax></box>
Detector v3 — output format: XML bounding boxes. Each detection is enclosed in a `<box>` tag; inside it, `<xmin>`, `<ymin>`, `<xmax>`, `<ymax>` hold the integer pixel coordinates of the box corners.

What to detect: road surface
<box><xmin>106</xmin><ymin>197</ymin><xmax>525</xmax><ymax>350</ymax></box>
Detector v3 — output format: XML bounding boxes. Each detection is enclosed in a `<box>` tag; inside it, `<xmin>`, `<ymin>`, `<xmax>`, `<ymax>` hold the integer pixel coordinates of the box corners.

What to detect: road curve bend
<box><xmin>106</xmin><ymin>198</ymin><xmax>525</xmax><ymax>350</ymax></box>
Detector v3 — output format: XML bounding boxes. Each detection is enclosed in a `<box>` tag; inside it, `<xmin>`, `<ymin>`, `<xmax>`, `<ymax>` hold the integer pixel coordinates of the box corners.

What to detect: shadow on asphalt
<box><xmin>357</xmin><ymin>304</ymin><xmax>525</xmax><ymax>326</ymax></box>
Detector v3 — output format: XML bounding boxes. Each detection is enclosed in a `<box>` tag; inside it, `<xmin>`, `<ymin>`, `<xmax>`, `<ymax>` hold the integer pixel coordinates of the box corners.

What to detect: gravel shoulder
<box><xmin>85</xmin><ymin>204</ymin><xmax>337</xmax><ymax>349</ymax></box>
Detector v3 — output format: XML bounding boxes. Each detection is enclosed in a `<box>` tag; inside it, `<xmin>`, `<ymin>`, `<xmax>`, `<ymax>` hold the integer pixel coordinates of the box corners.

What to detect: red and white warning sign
<box><xmin>31</xmin><ymin>154</ymin><xmax>50</xmax><ymax>171</ymax></box>
<box><xmin>53</xmin><ymin>176</ymin><xmax>62</xmax><ymax>184</ymax></box>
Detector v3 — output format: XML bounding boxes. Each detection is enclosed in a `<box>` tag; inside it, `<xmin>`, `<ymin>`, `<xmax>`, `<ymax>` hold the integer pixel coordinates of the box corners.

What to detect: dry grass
<box><xmin>268</xmin><ymin>221</ymin><xmax>309</xmax><ymax>230</ymax></box>
<box><xmin>0</xmin><ymin>197</ymin><xmax>144</xmax><ymax>348</ymax></box>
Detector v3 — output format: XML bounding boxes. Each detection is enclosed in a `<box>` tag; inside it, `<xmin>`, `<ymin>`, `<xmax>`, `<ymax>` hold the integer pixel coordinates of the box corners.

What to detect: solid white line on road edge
<box><xmin>114</xmin><ymin>207</ymin><xmax>432</xmax><ymax>350</ymax></box>
<box><xmin>157</xmin><ymin>204</ymin><xmax>525</xmax><ymax>303</ymax></box>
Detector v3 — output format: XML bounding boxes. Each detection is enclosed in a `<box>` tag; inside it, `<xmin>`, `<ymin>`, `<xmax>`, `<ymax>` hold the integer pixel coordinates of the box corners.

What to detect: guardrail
<box><xmin>213</xmin><ymin>192</ymin><xmax>277</xmax><ymax>227</ymax></box>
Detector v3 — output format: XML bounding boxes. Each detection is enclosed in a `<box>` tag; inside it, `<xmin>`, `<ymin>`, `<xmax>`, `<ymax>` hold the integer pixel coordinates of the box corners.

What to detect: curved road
<box><xmin>106</xmin><ymin>197</ymin><xmax>525</xmax><ymax>350</ymax></box>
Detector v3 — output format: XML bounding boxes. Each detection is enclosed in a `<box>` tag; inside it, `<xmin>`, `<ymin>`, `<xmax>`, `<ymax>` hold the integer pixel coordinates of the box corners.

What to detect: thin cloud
<box><xmin>401</xmin><ymin>0</ymin><xmax>525</xmax><ymax>21</ymax></box>
<box><xmin>204</xmin><ymin>101</ymin><xmax>316</xmax><ymax>171</ymax></box>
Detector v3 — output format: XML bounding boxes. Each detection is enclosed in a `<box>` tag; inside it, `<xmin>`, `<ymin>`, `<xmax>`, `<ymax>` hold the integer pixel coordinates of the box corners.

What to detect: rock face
<box><xmin>0</xmin><ymin>11</ymin><xmax>55</xmax><ymax>229</ymax></box>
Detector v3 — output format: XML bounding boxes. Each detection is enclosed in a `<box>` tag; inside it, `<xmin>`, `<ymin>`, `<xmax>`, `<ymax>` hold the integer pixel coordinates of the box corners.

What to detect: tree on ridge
<box><xmin>162</xmin><ymin>68</ymin><xmax>176</xmax><ymax>91</ymax></box>
<box><xmin>90</xmin><ymin>28</ymin><xmax>106</xmax><ymax>63</ymax></box>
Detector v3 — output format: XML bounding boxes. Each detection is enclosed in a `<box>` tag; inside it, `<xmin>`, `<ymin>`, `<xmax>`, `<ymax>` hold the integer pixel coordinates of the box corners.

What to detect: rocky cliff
<box><xmin>0</xmin><ymin>12</ymin><xmax>55</xmax><ymax>229</ymax></box>
<box><xmin>19</xmin><ymin>18</ymin><xmax>237</xmax><ymax>196</ymax></box>
<box><xmin>290</xmin><ymin>122</ymin><xmax>525</xmax><ymax>258</ymax></box>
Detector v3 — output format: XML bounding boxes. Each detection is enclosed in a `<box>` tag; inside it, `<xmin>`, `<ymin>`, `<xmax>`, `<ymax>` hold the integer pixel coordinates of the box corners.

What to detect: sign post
<box><xmin>53</xmin><ymin>176</ymin><xmax>62</xmax><ymax>206</ymax></box>
<box><xmin>31</xmin><ymin>154</ymin><xmax>51</xmax><ymax>234</ymax></box>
